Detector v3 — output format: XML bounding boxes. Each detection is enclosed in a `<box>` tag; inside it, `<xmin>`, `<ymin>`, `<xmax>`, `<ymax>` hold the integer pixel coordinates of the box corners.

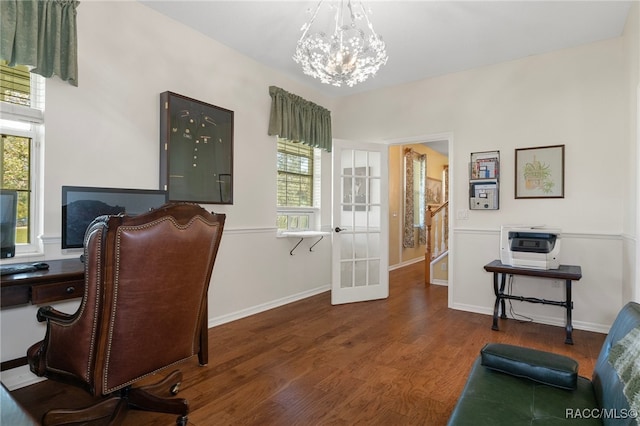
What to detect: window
<box><xmin>0</xmin><ymin>62</ymin><xmax>44</xmax><ymax>254</ymax></box>
<box><xmin>276</xmin><ymin>139</ymin><xmax>320</xmax><ymax>231</ymax></box>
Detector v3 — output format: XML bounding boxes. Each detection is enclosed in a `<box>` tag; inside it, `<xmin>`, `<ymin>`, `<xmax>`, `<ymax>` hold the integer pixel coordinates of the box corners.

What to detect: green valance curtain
<box><xmin>0</xmin><ymin>0</ymin><xmax>79</xmax><ymax>86</ymax></box>
<box><xmin>268</xmin><ymin>86</ymin><xmax>332</xmax><ymax>152</ymax></box>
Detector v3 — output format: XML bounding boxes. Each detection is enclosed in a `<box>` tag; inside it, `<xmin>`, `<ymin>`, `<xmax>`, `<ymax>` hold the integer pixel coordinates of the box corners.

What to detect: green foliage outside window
<box><xmin>1</xmin><ymin>135</ymin><xmax>31</xmax><ymax>243</ymax></box>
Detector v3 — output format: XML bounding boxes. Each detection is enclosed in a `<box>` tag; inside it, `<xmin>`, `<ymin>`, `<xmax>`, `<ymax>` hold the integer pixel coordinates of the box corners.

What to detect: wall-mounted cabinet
<box><xmin>469</xmin><ymin>151</ymin><xmax>499</xmax><ymax>210</ymax></box>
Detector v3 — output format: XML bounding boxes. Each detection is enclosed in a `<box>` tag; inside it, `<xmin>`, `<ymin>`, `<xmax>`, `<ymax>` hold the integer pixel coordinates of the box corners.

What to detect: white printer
<box><xmin>500</xmin><ymin>225</ymin><xmax>561</xmax><ymax>270</ymax></box>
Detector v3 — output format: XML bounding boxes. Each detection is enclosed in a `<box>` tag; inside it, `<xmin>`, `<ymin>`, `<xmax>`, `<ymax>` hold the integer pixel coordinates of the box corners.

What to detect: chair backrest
<box><xmin>592</xmin><ymin>301</ymin><xmax>640</xmax><ymax>426</ymax></box>
<box><xmin>41</xmin><ymin>203</ymin><xmax>225</xmax><ymax>396</ymax></box>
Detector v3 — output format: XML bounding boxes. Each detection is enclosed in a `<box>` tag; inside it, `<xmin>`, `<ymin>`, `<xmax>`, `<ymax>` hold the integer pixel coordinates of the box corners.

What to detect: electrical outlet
<box><xmin>441</xmin><ymin>262</ymin><xmax>447</xmax><ymax>270</ymax></box>
<box><xmin>456</xmin><ymin>209</ymin><xmax>469</xmax><ymax>220</ymax></box>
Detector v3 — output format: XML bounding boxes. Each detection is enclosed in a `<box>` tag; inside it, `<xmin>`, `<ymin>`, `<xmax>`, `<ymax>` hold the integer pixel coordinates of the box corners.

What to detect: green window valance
<box><xmin>1</xmin><ymin>0</ymin><xmax>79</xmax><ymax>86</ymax></box>
<box><xmin>268</xmin><ymin>86</ymin><xmax>332</xmax><ymax>152</ymax></box>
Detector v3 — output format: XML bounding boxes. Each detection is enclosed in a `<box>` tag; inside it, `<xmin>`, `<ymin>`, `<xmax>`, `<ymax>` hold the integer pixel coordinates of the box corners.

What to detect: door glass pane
<box><xmin>368</xmin><ymin>205</ymin><xmax>381</xmax><ymax>229</ymax></box>
<box><xmin>343</xmin><ymin>173</ymin><xmax>354</xmax><ymax>209</ymax></box>
<box><xmin>354</xmin><ymin>233</ymin><xmax>367</xmax><ymax>259</ymax></box>
<box><xmin>354</xmin><ymin>208</ymin><xmax>368</xmax><ymax>229</ymax></box>
<box><xmin>370</xmin><ymin>177</ymin><xmax>381</xmax><ymax>205</ymax></box>
<box><xmin>341</xmin><ymin>261</ymin><xmax>353</xmax><ymax>288</ymax></box>
<box><xmin>354</xmin><ymin>260</ymin><xmax>366</xmax><ymax>286</ymax></box>
<box><xmin>368</xmin><ymin>233</ymin><xmax>380</xmax><ymax>258</ymax></box>
<box><xmin>341</xmin><ymin>233</ymin><xmax>354</xmax><ymax>260</ymax></box>
<box><xmin>342</xmin><ymin>209</ymin><xmax>354</xmax><ymax>228</ymax></box>
<box><xmin>368</xmin><ymin>260</ymin><xmax>380</xmax><ymax>285</ymax></box>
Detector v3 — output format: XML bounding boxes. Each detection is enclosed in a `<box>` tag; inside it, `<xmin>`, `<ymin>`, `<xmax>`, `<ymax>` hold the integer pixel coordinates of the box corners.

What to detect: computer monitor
<box><xmin>0</xmin><ymin>190</ymin><xmax>18</xmax><ymax>259</ymax></box>
<box><xmin>61</xmin><ymin>186</ymin><xmax>168</xmax><ymax>250</ymax></box>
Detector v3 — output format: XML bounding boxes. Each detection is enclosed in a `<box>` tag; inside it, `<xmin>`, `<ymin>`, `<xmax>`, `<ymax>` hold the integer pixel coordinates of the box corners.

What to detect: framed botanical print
<box><xmin>515</xmin><ymin>144</ymin><xmax>564</xmax><ymax>199</ymax></box>
<box><xmin>160</xmin><ymin>91</ymin><xmax>234</xmax><ymax>204</ymax></box>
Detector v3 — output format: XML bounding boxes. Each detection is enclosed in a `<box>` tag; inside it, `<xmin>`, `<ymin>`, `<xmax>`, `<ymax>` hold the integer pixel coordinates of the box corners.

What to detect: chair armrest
<box><xmin>36</xmin><ymin>306</ymin><xmax>75</xmax><ymax>324</ymax></box>
<box><xmin>480</xmin><ymin>343</ymin><xmax>579</xmax><ymax>390</ymax></box>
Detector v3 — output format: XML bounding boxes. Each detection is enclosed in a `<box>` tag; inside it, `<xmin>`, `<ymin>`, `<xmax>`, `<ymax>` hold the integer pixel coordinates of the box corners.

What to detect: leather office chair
<box><xmin>27</xmin><ymin>203</ymin><xmax>225</xmax><ymax>425</ymax></box>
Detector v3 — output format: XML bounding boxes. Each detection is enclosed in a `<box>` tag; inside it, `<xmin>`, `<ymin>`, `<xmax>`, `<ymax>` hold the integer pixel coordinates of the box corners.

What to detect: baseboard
<box><xmin>1</xmin><ymin>365</ymin><xmax>46</xmax><ymax>391</ymax></box>
<box><xmin>449</xmin><ymin>302</ymin><xmax>610</xmax><ymax>334</ymax></box>
<box><xmin>431</xmin><ymin>279</ymin><xmax>448</xmax><ymax>286</ymax></box>
<box><xmin>389</xmin><ymin>257</ymin><xmax>423</xmax><ymax>271</ymax></box>
<box><xmin>208</xmin><ymin>285</ymin><xmax>330</xmax><ymax>328</ymax></box>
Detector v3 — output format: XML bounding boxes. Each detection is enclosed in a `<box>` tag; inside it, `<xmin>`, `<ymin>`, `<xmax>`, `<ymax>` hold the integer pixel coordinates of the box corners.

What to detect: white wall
<box><xmin>334</xmin><ymin>37</ymin><xmax>629</xmax><ymax>332</ymax></box>
<box><xmin>622</xmin><ymin>1</ymin><xmax>639</xmax><ymax>303</ymax></box>
<box><xmin>1</xmin><ymin>1</ymin><xmax>335</xmax><ymax>388</ymax></box>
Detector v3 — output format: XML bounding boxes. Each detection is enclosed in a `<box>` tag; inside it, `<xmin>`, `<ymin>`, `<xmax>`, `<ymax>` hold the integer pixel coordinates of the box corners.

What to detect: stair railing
<box><xmin>425</xmin><ymin>201</ymin><xmax>449</xmax><ymax>285</ymax></box>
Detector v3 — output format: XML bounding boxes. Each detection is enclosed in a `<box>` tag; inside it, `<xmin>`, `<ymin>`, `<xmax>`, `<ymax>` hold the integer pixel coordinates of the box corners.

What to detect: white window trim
<box><xmin>0</xmin><ymin>75</ymin><xmax>45</xmax><ymax>257</ymax></box>
<box><xmin>276</xmin><ymin>142</ymin><xmax>322</xmax><ymax>233</ymax></box>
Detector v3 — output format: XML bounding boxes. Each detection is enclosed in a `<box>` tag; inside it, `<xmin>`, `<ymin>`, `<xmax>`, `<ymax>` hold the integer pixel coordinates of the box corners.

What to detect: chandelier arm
<box><xmin>334</xmin><ymin>1</ymin><xmax>343</xmax><ymax>38</ymax></box>
<box><xmin>298</xmin><ymin>0</ymin><xmax>325</xmax><ymax>42</ymax></box>
<box><xmin>358</xmin><ymin>2</ymin><xmax>381</xmax><ymax>39</ymax></box>
<box><xmin>347</xmin><ymin>0</ymin><xmax>357</xmax><ymax>24</ymax></box>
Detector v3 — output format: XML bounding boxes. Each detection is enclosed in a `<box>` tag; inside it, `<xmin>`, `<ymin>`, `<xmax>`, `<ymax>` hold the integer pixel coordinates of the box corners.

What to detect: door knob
<box><xmin>335</xmin><ymin>227</ymin><xmax>345</xmax><ymax>232</ymax></box>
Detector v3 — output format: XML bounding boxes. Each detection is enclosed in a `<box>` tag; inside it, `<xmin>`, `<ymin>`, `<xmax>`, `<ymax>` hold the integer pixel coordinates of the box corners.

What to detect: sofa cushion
<box><xmin>447</xmin><ymin>357</ymin><xmax>599</xmax><ymax>426</ymax></box>
<box><xmin>481</xmin><ymin>343</ymin><xmax>578</xmax><ymax>390</ymax></box>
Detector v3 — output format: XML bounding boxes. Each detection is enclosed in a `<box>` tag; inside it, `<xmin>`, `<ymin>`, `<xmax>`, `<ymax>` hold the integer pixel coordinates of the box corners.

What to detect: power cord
<box><xmin>506</xmin><ymin>274</ymin><xmax>533</xmax><ymax>323</ymax></box>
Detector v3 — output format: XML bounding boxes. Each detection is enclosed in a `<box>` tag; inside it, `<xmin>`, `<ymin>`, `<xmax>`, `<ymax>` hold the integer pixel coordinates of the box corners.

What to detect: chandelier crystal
<box><xmin>293</xmin><ymin>0</ymin><xmax>388</xmax><ymax>87</ymax></box>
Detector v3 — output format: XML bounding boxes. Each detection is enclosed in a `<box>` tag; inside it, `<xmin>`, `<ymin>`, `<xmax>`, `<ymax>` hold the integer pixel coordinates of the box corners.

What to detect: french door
<box><xmin>331</xmin><ymin>139</ymin><xmax>388</xmax><ymax>305</ymax></box>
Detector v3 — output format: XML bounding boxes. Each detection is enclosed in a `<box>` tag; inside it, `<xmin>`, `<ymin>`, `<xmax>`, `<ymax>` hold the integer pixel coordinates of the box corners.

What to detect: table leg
<box><xmin>492</xmin><ymin>272</ymin><xmax>500</xmax><ymax>330</ymax></box>
<box><xmin>565</xmin><ymin>280</ymin><xmax>574</xmax><ymax>345</ymax></box>
<box><xmin>499</xmin><ymin>273</ymin><xmax>507</xmax><ymax>319</ymax></box>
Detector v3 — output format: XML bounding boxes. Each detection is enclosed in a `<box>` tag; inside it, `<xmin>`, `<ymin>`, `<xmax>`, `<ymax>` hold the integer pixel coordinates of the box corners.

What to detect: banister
<box><xmin>425</xmin><ymin>201</ymin><xmax>449</xmax><ymax>285</ymax></box>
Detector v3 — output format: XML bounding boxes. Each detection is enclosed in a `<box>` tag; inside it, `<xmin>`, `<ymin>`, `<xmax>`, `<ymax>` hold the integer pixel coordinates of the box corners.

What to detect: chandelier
<box><xmin>293</xmin><ymin>0</ymin><xmax>388</xmax><ymax>88</ymax></box>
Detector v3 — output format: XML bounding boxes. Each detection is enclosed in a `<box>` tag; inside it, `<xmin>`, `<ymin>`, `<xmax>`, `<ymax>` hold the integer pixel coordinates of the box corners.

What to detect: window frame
<box><xmin>0</xmin><ymin>70</ymin><xmax>44</xmax><ymax>257</ymax></box>
<box><xmin>276</xmin><ymin>139</ymin><xmax>321</xmax><ymax>232</ymax></box>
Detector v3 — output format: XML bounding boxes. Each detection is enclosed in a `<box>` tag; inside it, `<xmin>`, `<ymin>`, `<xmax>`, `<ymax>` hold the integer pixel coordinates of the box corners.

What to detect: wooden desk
<box><xmin>1</xmin><ymin>258</ymin><xmax>85</xmax><ymax>308</ymax></box>
<box><xmin>484</xmin><ymin>260</ymin><xmax>582</xmax><ymax>345</ymax></box>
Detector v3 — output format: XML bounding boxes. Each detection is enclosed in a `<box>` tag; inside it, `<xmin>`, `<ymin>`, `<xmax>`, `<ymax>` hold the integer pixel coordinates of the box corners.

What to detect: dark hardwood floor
<box><xmin>10</xmin><ymin>261</ymin><xmax>606</xmax><ymax>425</ymax></box>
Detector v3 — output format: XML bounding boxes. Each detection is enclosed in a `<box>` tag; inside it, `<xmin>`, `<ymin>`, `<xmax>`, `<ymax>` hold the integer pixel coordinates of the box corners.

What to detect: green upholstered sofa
<box><xmin>448</xmin><ymin>302</ymin><xmax>640</xmax><ymax>425</ymax></box>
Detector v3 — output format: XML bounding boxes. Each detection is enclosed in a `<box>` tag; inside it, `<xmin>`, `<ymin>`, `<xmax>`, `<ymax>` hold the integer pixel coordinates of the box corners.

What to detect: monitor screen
<box><xmin>62</xmin><ymin>186</ymin><xmax>168</xmax><ymax>250</ymax></box>
<box><xmin>0</xmin><ymin>190</ymin><xmax>18</xmax><ymax>258</ymax></box>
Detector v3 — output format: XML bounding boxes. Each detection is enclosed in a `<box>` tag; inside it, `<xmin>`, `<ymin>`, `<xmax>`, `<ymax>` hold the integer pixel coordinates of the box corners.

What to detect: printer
<box><xmin>500</xmin><ymin>226</ymin><xmax>561</xmax><ymax>270</ymax></box>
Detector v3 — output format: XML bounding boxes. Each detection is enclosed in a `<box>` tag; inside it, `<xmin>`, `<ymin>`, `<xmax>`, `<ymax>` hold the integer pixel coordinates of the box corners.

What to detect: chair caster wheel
<box><xmin>176</xmin><ymin>415</ymin><xmax>188</xmax><ymax>426</ymax></box>
<box><xmin>170</xmin><ymin>383</ymin><xmax>181</xmax><ymax>395</ymax></box>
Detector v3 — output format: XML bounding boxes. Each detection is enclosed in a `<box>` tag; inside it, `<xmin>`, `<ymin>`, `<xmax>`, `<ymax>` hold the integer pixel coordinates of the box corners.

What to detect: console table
<box><xmin>484</xmin><ymin>260</ymin><xmax>582</xmax><ymax>345</ymax></box>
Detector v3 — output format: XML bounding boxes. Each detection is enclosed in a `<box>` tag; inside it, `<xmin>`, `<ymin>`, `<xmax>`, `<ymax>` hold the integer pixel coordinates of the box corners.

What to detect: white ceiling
<box><xmin>140</xmin><ymin>0</ymin><xmax>633</xmax><ymax>99</ymax></box>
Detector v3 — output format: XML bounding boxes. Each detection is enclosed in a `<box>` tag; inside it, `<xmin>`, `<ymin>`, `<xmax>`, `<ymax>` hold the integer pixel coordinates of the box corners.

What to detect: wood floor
<box><xmin>11</xmin><ymin>261</ymin><xmax>606</xmax><ymax>425</ymax></box>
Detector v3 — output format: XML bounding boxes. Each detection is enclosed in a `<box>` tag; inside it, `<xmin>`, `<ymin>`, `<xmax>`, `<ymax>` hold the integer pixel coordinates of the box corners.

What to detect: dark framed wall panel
<box><xmin>160</xmin><ymin>91</ymin><xmax>234</xmax><ymax>204</ymax></box>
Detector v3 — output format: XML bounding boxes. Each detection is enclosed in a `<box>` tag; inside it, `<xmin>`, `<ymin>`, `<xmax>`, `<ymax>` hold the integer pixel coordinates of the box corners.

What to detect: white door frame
<box><xmin>384</xmin><ymin>132</ymin><xmax>455</xmax><ymax>308</ymax></box>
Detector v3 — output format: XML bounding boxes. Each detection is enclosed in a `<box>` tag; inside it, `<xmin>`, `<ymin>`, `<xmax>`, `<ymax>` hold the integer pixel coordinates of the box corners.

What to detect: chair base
<box><xmin>42</xmin><ymin>370</ymin><xmax>189</xmax><ymax>426</ymax></box>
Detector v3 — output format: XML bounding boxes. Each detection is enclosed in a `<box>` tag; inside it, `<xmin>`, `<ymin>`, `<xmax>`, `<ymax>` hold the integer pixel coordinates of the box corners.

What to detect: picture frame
<box><xmin>426</xmin><ymin>178</ymin><xmax>443</xmax><ymax>205</ymax></box>
<box><xmin>515</xmin><ymin>144</ymin><xmax>564</xmax><ymax>199</ymax></box>
<box><xmin>160</xmin><ymin>91</ymin><xmax>234</xmax><ymax>204</ymax></box>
